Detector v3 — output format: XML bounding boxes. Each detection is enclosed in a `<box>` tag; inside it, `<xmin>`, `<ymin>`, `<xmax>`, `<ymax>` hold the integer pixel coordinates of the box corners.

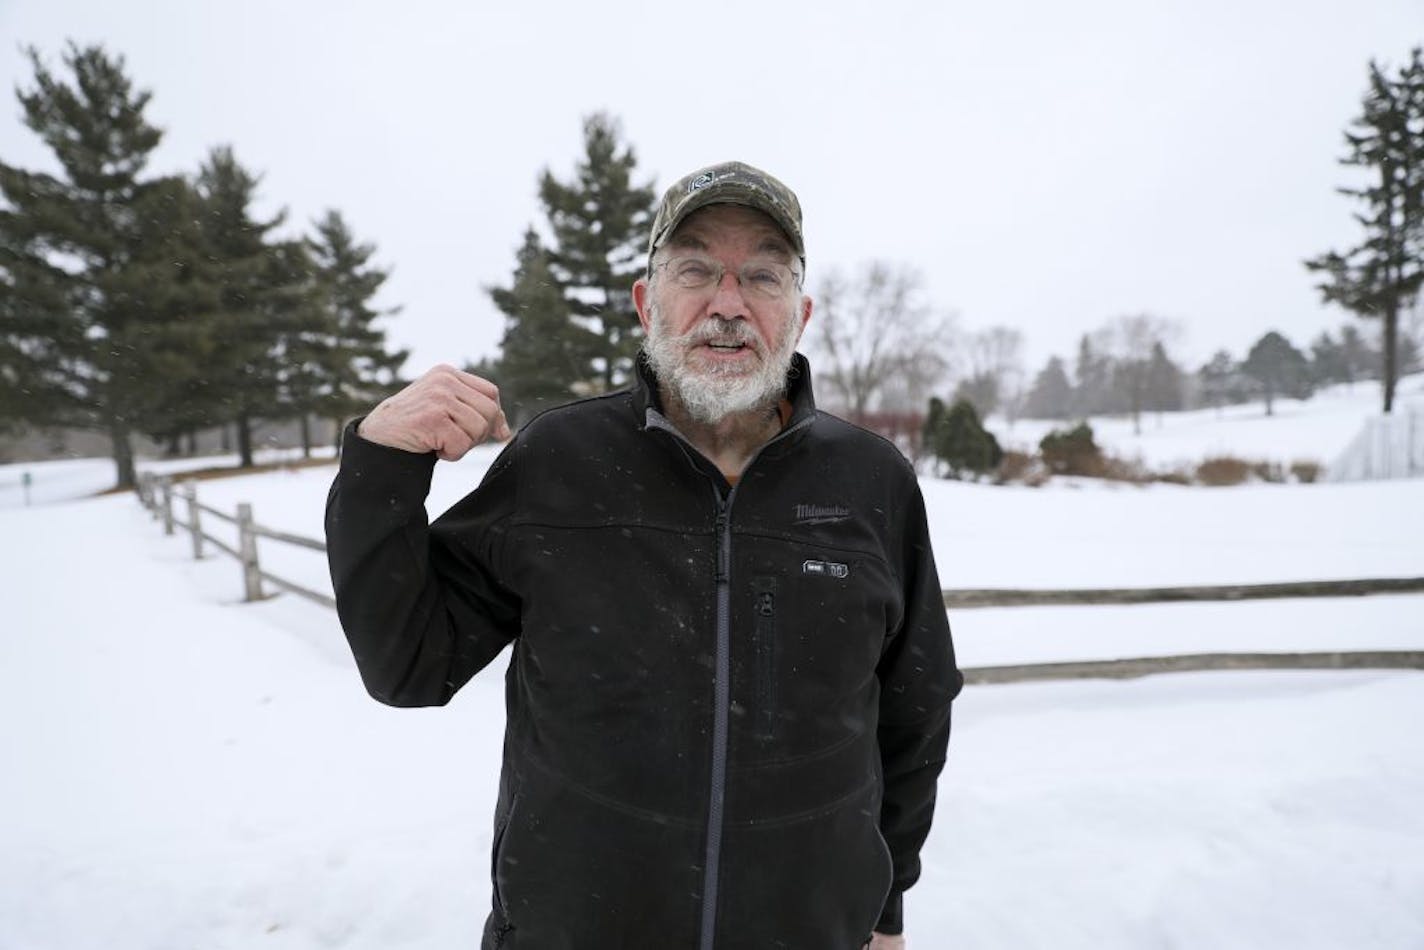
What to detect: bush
<box><xmin>1039</xmin><ymin>423</ymin><xmax>1102</xmax><ymax>476</ymax></box>
<box><xmin>1290</xmin><ymin>460</ymin><xmax>1322</xmax><ymax>483</ymax></box>
<box><xmin>993</xmin><ymin>450</ymin><xmax>1049</xmax><ymax>487</ymax></box>
<box><xmin>924</xmin><ymin>397</ymin><xmax>1002</xmax><ymax>479</ymax></box>
<box><xmin>1195</xmin><ymin>456</ymin><xmax>1252</xmax><ymax>486</ymax></box>
<box><xmin>1154</xmin><ymin>467</ymin><xmax>1193</xmax><ymax>486</ymax></box>
<box><xmin>1098</xmin><ymin>454</ymin><xmax>1154</xmax><ymax>485</ymax></box>
<box><xmin>1250</xmin><ymin>461</ymin><xmax>1285</xmax><ymax>483</ymax></box>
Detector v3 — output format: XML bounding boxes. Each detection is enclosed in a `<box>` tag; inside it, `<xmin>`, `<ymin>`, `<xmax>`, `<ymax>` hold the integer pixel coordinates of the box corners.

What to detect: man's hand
<box><xmin>868</xmin><ymin>933</ymin><xmax>906</xmax><ymax>950</ymax></box>
<box><xmin>356</xmin><ymin>365</ymin><xmax>512</xmax><ymax>461</ymax></box>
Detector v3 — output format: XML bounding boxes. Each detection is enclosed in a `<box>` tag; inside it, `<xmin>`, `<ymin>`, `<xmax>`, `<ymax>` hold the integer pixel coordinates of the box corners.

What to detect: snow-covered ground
<box><xmin>995</xmin><ymin>370</ymin><xmax>1424</xmax><ymax>473</ymax></box>
<box><xmin>3</xmin><ymin>403</ymin><xmax>1423</xmax><ymax>948</ymax></box>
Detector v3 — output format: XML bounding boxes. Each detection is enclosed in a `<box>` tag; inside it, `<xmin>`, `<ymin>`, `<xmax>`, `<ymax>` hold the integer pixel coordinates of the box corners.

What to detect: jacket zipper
<box><xmin>699</xmin><ymin>488</ymin><xmax>735</xmax><ymax>950</ymax></box>
<box><xmin>646</xmin><ymin>410</ymin><xmax>815</xmax><ymax>950</ymax></box>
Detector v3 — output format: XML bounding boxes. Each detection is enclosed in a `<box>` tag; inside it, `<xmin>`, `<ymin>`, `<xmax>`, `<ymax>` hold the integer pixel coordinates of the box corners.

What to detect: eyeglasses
<box><xmin>653</xmin><ymin>255</ymin><xmax>802</xmax><ymax>300</ymax></box>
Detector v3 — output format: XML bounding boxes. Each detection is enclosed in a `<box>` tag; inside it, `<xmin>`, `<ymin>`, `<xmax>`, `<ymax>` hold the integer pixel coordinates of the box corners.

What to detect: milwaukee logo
<box><xmin>793</xmin><ymin>504</ymin><xmax>851</xmax><ymax>526</ymax></box>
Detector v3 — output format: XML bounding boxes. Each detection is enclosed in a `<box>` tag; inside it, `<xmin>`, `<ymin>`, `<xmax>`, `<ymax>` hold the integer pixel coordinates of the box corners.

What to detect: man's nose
<box><xmin>706</xmin><ymin>268</ymin><xmax>750</xmax><ymax>320</ymax></box>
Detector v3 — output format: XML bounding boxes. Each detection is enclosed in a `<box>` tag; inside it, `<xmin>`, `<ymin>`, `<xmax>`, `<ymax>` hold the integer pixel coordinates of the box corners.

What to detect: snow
<box><xmin>3</xmin><ymin>396</ymin><xmax>1424</xmax><ymax>948</ymax></box>
<box><xmin>995</xmin><ymin>371</ymin><xmax>1424</xmax><ymax>473</ymax></box>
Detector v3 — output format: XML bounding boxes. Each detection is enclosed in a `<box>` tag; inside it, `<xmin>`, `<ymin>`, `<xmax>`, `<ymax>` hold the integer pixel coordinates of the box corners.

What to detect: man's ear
<box><xmin>633</xmin><ymin>277</ymin><xmax>653</xmax><ymax>333</ymax></box>
<box><xmin>794</xmin><ymin>294</ymin><xmax>813</xmax><ymax>343</ymax></box>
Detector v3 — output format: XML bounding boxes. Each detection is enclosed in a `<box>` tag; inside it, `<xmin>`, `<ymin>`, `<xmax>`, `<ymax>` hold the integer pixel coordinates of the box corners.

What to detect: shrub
<box><xmin>993</xmin><ymin>450</ymin><xmax>1049</xmax><ymax>486</ymax></box>
<box><xmin>1039</xmin><ymin>423</ymin><xmax>1102</xmax><ymax>476</ymax></box>
<box><xmin>1195</xmin><ymin>456</ymin><xmax>1252</xmax><ymax>486</ymax></box>
<box><xmin>1290</xmin><ymin>460</ymin><xmax>1322</xmax><ymax>483</ymax></box>
<box><xmin>924</xmin><ymin>397</ymin><xmax>1002</xmax><ymax>479</ymax></box>
<box><xmin>1250</xmin><ymin>461</ymin><xmax>1285</xmax><ymax>483</ymax></box>
<box><xmin>1154</xmin><ymin>467</ymin><xmax>1193</xmax><ymax>486</ymax></box>
<box><xmin>1099</xmin><ymin>454</ymin><xmax>1154</xmax><ymax>485</ymax></box>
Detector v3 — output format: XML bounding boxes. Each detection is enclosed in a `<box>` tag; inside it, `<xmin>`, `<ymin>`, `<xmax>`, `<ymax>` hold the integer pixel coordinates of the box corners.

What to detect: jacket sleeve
<box><xmin>874</xmin><ymin>480</ymin><xmax>963</xmax><ymax>935</ymax></box>
<box><xmin>324</xmin><ymin>420</ymin><xmax>522</xmax><ymax>707</ymax></box>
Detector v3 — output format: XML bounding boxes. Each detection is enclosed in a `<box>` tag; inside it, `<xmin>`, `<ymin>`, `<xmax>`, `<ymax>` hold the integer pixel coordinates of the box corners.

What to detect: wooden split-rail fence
<box><xmin>135</xmin><ymin>471</ymin><xmax>1424</xmax><ymax>684</ymax></box>
<box><xmin>137</xmin><ymin>471</ymin><xmax>334</xmax><ymax>609</ymax></box>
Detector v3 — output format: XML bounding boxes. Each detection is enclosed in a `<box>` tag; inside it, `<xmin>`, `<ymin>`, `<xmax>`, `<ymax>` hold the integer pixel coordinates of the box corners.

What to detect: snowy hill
<box><xmin>995</xmin><ymin>370</ymin><xmax>1424</xmax><ymax>472</ymax></box>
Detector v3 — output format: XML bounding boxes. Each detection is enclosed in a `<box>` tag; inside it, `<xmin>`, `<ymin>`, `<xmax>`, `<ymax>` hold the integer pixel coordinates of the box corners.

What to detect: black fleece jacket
<box><xmin>325</xmin><ymin>354</ymin><xmax>962</xmax><ymax>949</ymax></box>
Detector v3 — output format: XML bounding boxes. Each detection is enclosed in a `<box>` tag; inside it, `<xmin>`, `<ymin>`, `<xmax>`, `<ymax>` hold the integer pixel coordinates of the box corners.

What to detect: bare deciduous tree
<box><xmin>1103</xmin><ymin>314</ymin><xmax>1182</xmax><ymax>434</ymax></box>
<box><xmin>810</xmin><ymin>261</ymin><xmax>956</xmax><ymax>418</ymax></box>
<box><xmin>953</xmin><ymin>326</ymin><xmax>1025</xmax><ymax>420</ymax></box>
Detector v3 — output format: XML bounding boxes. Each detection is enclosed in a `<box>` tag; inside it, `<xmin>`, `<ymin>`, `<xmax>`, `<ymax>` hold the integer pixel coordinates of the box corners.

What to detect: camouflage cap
<box><xmin>647</xmin><ymin>160</ymin><xmax>805</xmax><ymax>274</ymax></box>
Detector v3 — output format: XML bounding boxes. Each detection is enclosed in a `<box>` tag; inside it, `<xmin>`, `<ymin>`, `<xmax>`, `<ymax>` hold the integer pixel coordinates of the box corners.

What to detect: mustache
<box><xmin>680</xmin><ymin>318</ymin><xmax>761</xmax><ymax>351</ymax></box>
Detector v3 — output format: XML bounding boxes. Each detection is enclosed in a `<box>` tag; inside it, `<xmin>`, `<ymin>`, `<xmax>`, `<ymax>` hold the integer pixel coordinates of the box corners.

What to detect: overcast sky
<box><xmin>3</xmin><ymin>0</ymin><xmax>1421</xmax><ymax>381</ymax></box>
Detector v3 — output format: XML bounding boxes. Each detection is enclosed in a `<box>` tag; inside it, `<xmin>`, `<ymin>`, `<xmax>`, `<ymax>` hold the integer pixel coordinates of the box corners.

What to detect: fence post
<box><xmin>184</xmin><ymin>480</ymin><xmax>203</xmax><ymax>560</ymax></box>
<box><xmin>144</xmin><ymin>473</ymin><xmax>159</xmax><ymax>517</ymax></box>
<box><xmin>236</xmin><ymin>502</ymin><xmax>263</xmax><ymax>602</ymax></box>
<box><xmin>160</xmin><ymin>477</ymin><xmax>175</xmax><ymax>536</ymax></box>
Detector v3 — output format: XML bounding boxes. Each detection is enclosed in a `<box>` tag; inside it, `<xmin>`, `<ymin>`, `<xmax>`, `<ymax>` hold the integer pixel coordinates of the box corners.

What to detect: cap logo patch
<box><xmin>687</xmin><ymin>172</ymin><xmax>716</xmax><ymax>193</ymax></box>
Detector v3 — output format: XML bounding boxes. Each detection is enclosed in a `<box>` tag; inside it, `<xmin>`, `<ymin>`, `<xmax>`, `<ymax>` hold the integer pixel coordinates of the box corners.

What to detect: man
<box><xmin>325</xmin><ymin>161</ymin><xmax>962</xmax><ymax>949</ymax></box>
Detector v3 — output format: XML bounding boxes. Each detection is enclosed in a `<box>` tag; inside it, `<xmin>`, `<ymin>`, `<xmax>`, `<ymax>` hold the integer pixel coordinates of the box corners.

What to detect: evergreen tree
<box><xmin>1072</xmin><ymin>333</ymin><xmax>1112</xmax><ymax>416</ymax></box>
<box><xmin>0</xmin><ymin>43</ymin><xmax>200</xmax><ymax>488</ymax></box>
<box><xmin>191</xmin><ymin>146</ymin><xmax>318</xmax><ymax>467</ymax></box>
<box><xmin>538</xmin><ymin>113</ymin><xmax>656</xmax><ymax>391</ymax></box>
<box><xmin>1242</xmin><ymin>331</ymin><xmax>1312</xmax><ymax>416</ymax></box>
<box><xmin>1196</xmin><ymin>350</ymin><xmax>1250</xmax><ymax>414</ymax></box>
<box><xmin>489</xmin><ymin>228</ymin><xmax>598</xmax><ymax>426</ymax></box>
<box><xmin>1305</xmin><ymin>47</ymin><xmax>1424</xmax><ymax>413</ymax></box>
<box><xmin>1308</xmin><ymin>330</ymin><xmax>1347</xmax><ymax>386</ymax></box>
<box><xmin>1338</xmin><ymin>324</ymin><xmax>1375</xmax><ymax>383</ymax></box>
<box><xmin>1143</xmin><ymin>341</ymin><xmax>1184</xmax><ymax>415</ymax></box>
<box><xmin>1023</xmin><ymin>356</ymin><xmax>1074</xmax><ymax>419</ymax></box>
<box><xmin>924</xmin><ymin>396</ymin><xmax>1001</xmax><ymax>480</ymax></box>
<box><xmin>297</xmin><ymin>209</ymin><xmax>408</xmax><ymax>453</ymax></box>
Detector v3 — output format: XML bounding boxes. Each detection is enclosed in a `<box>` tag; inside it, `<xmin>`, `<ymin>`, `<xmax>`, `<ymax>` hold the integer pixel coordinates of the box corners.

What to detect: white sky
<box><xmin>2</xmin><ymin>0</ymin><xmax>1421</xmax><ymax>379</ymax></box>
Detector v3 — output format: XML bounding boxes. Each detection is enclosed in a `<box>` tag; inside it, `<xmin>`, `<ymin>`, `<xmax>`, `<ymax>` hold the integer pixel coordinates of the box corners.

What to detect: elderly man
<box><xmin>325</xmin><ymin>161</ymin><xmax>962</xmax><ymax>949</ymax></box>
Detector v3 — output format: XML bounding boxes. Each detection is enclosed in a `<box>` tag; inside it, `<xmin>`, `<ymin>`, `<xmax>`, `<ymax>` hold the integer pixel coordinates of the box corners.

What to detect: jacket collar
<box><xmin>632</xmin><ymin>350</ymin><xmax>818</xmax><ymax>429</ymax></box>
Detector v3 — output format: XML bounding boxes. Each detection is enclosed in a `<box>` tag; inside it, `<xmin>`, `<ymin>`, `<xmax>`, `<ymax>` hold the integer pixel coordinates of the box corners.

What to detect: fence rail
<box><xmin>947</xmin><ymin>576</ymin><xmax>1424</xmax><ymax>608</ymax></box>
<box><xmin>963</xmin><ymin>650</ymin><xmax>1424</xmax><ymax>684</ymax></box>
<box><xmin>135</xmin><ymin>472</ymin><xmax>1424</xmax><ymax>684</ymax></box>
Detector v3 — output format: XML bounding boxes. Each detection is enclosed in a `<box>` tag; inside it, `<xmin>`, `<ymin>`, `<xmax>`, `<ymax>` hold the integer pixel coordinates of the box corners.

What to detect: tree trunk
<box><xmin>220</xmin><ymin>424</ymin><xmax>231</xmax><ymax>452</ymax></box>
<box><xmin>333</xmin><ymin>417</ymin><xmax>344</xmax><ymax>451</ymax></box>
<box><xmin>236</xmin><ymin>415</ymin><xmax>254</xmax><ymax>468</ymax></box>
<box><xmin>185</xmin><ymin>430</ymin><xmax>197</xmax><ymax>455</ymax></box>
<box><xmin>299</xmin><ymin>414</ymin><xmax>312</xmax><ymax>459</ymax></box>
<box><xmin>108</xmin><ymin>422</ymin><xmax>137</xmax><ymax>490</ymax></box>
<box><xmin>1383</xmin><ymin>303</ymin><xmax>1398</xmax><ymax>414</ymax></box>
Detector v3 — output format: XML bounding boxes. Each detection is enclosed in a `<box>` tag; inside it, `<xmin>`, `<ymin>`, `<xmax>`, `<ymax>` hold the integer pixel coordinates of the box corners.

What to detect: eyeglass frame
<box><xmin>650</xmin><ymin>254</ymin><xmax>805</xmax><ymax>300</ymax></box>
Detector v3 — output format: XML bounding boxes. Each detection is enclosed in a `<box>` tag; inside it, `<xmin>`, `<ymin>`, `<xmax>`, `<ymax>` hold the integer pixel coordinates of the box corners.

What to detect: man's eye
<box><xmin>676</xmin><ymin>261</ymin><xmax>716</xmax><ymax>282</ymax></box>
<box><xmin>745</xmin><ymin>266</ymin><xmax>784</xmax><ymax>288</ymax></box>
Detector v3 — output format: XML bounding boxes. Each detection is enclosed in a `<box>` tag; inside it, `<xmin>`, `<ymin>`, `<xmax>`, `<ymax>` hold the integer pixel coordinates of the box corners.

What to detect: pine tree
<box><xmin>489</xmin><ymin>228</ymin><xmax>597</xmax><ymax>426</ymax></box>
<box><xmin>297</xmin><ymin>210</ymin><xmax>408</xmax><ymax>452</ymax></box>
<box><xmin>0</xmin><ymin>43</ymin><xmax>202</xmax><ymax>488</ymax></box>
<box><xmin>1338</xmin><ymin>324</ymin><xmax>1375</xmax><ymax>383</ymax></box>
<box><xmin>191</xmin><ymin>146</ymin><xmax>318</xmax><ymax>467</ymax></box>
<box><xmin>1073</xmin><ymin>334</ymin><xmax>1112</xmax><ymax>416</ymax></box>
<box><xmin>1022</xmin><ymin>356</ymin><xmax>1074</xmax><ymax>420</ymax></box>
<box><xmin>1243</xmin><ymin>331</ymin><xmax>1312</xmax><ymax>416</ymax></box>
<box><xmin>538</xmin><ymin>113</ymin><xmax>656</xmax><ymax>391</ymax></box>
<box><xmin>1197</xmin><ymin>350</ymin><xmax>1248</xmax><ymax>414</ymax></box>
<box><xmin>1308</xmin><ymin>330</ymin><xmax>1346</xmax><ymax>386</ymax></box>
<box><xmin>924</xmin><ymin>396</ymin><xmax>1001</xmax><ymax>480</ymax></box>
<box><xmin>1144</xmin><ymin>341</ymin><xmax>1184</xmax><ymax>415</ymax></box>
<box><xmin>1305</xmin><ymin>47</ymin><xmax>1424</xmax><ymax>413</ymax></box>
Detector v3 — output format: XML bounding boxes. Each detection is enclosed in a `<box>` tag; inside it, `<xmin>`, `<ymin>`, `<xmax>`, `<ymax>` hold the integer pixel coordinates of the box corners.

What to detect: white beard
<box><xmin>643</xmin><ymin>303</ymin><xmax>801</xmax><ymax>425</ymax></box>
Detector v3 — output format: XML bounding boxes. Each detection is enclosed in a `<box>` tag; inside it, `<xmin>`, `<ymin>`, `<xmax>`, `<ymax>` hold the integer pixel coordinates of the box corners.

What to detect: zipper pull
<box><xmin>714</xmin><ymin>508</ymin><xmax>730</xmax><ymax>582</ymax></box>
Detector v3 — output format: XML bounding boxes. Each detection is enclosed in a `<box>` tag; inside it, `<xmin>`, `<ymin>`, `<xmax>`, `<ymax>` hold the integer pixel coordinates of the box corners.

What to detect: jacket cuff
<box><xmin>335</xmin><ymin>417</ymin><xmax>437</xmax><ymax>509</ymax></box>
<box><xmin>875</xmin><ymin>889</ymin><xmax>904</xmax><ymax>935</ymax></box>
